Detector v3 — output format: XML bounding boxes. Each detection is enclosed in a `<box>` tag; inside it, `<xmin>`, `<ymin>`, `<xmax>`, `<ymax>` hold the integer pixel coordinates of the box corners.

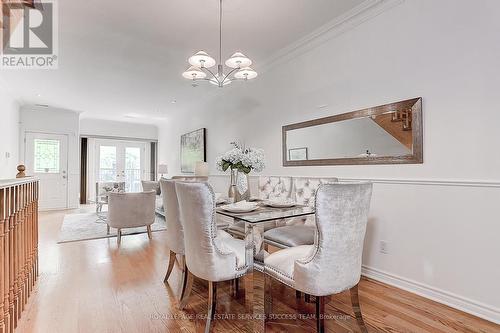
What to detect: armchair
<box><xmin>107</xmin><ymin>191</ymin><xmax>156</xmax><ymax>245</ymax></box>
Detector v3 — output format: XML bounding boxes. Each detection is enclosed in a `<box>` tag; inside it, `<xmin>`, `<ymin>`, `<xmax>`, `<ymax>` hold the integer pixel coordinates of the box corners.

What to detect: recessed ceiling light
<box><xmin>36</xmin><ymin>93</ymin><xmax>42</xmax><ymax>97</ymax></box>
<box><xmin>171</xmin><ymin>100</ymin><xmax>177</xmax><ymax>104</ymax></box>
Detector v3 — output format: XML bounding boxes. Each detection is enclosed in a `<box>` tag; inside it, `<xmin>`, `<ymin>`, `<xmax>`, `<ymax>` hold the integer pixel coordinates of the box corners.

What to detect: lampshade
<box><xmin>182</xmin><ymin>66</ymin><xmax>207</xmax><ymax>80</ymax></box>
<box><xmin>234</xmin><ymin>67</ymin><xmax>258</xmax><ymax>80</ymax></box>
<box><xmin>194</xmin><ymin>161</ymin><xmax>209</xmax><ymax>177</ymax></box>
<box><xmin>225</xmin><ymin>52</ymin><xmax>252</xmax><ymax>68</ymax></box>
<box><xmin>157</xmin><ymin>164</ymin><xmax>168</xmax><ymax>174</ymax></box>
<box><xmin>188</xmin><ymin>51</ymin><xmax>216</xmax><ymax>68</ymax></box>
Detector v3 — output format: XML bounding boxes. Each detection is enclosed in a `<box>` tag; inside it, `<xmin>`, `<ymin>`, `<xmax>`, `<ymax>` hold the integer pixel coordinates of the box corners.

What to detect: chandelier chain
<box><xmin>219</xmin><ymin>0</ymin><xmax>223</xmax><ymax>65</ymax></box>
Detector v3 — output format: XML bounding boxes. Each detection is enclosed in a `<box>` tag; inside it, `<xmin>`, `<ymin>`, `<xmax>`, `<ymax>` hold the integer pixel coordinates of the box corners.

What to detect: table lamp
<box><xmin>158</xmin><ymin>164</ymin><xmax>168</xmax><ymax>179</ymax></box>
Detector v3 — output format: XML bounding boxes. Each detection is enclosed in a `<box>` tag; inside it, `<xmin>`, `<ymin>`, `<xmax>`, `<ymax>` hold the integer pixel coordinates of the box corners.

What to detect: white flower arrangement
<box><xmin>216</xmin><ymin>142</ymin><xmax>265</xmax><ymax>174</ymax></box>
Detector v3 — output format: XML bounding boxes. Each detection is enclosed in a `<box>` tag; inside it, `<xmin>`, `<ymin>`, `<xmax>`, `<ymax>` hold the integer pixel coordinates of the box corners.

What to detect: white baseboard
<box><xmin>361</xmin><ymin>265</ymin><xmax>500</xmax><ymax>325</ymax></box>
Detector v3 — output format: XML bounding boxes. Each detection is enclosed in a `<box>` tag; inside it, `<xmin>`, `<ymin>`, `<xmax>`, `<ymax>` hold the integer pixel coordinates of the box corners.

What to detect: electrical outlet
<box><xmin>380</xmin><ymin>240</ymin><xmax>389</xmax><ymax>254</ymax></box>
<box><xmin>5</xmin><ymin>152</ymin><xmax>10</xmax><ymax>158</ymax></box>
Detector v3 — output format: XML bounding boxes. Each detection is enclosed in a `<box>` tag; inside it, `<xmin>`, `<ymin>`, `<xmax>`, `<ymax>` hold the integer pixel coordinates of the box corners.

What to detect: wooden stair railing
<box><xmin>371</xmin><ymin>111</ymin><xmax>413</xmax><ymax>150</ymax></box>
<box><xmin>391</xmin><ymin>109</ymin><xmax>412</xmax><ymax>131</ymax></box>
<box><xmin>0</xmin><ymin>177</ymin><xmax>38</xmax><ymax>333</ymax></box>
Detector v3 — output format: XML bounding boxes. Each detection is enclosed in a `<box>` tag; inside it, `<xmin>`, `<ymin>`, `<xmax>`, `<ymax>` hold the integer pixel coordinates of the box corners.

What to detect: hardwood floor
<box><xmin>15</xmin><ymin>207</ymin><xmax>500</xmax><ymax>333</ymax></box>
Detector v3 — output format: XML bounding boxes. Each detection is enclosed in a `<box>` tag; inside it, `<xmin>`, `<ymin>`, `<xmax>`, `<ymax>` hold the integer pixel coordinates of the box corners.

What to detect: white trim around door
<box><xmin>24</xmin><ymin>131</ymin><xmax>70</xmax><ymax>210</ymax></box>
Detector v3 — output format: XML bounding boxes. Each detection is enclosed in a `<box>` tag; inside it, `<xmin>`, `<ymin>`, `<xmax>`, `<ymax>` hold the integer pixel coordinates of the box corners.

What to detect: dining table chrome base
<box><xmin>216</xmin><ymin>203</ymin><xmax>316</xmax><ymax>332</ymax></box>
<box><xmin>350</xmin><ymin>284</ymin><xmax>368</xmax><ymax>333</ymax></box>
<box><xmin>244</xmin><ymin>222</ymin><xmax>266</xmax><ymax>332</ymax></box>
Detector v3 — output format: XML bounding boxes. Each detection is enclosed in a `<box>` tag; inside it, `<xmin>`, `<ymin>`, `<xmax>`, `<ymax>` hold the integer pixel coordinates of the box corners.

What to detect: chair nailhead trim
<box><xmin>264</xmin><ymin>268</ymin><xmax>295</xmax><ymax>289</ymax></box>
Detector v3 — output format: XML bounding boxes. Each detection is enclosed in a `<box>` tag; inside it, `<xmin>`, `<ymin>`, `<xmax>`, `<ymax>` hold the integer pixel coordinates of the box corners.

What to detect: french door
<box><xmin>96</xmin><ymin>140</ymin><xmax>147</xmax><ymax>192</ymax></box>
<box><xmin>25</xmin><ymin>132</ymin><xmax>69</xmax><ymax>210</ymax></box>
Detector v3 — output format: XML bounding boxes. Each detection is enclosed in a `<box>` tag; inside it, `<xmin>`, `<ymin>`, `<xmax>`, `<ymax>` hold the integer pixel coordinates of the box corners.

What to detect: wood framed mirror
<box><xmin>282</xmin><ymin>98</ymin><xmax>423</xmax><ymax>166</ymax></box>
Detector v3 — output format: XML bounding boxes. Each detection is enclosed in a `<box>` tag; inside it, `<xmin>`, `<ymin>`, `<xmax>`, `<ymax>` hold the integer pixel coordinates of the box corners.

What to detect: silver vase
<box><xmin>229</xmin><ymin>170</ymin><xmax>251</xmax><ymax>202</ymax></box>
<box><xmin>236</xmin><ymin>173</ymin><xmax>251</xmax><ymax>202</ymax></box>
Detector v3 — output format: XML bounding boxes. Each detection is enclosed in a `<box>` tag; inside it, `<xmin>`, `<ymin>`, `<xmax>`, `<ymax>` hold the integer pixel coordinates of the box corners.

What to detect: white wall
<box><xmin>80</xmin><ymin>118</ymin><xmax>158</xmax><ymax>140</ymax></box>
<box><xmin>0</xmin><ymin>90</ymin><xmax>20</xmax><ymax>179</ymax></box>
<box><xmin>158</xmin><ymin>0</ymin><xmax>500</xmax><ymax>323</ymax></box>
<box><xmin>19</xmin><ymin>106</ymin><xmax>81</xmax><ymax>208</ymax></box>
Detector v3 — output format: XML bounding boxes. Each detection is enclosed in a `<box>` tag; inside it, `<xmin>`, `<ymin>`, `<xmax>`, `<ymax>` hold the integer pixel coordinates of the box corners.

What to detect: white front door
<box><xmin>25</xmin><ymin>132</ymin><xmax>69</xmax><ymax>210</ymax></box>
<box><xmin>96</xmin><ymin>140</ymin><xmax>146</xmax><ymax>192</ymax></box>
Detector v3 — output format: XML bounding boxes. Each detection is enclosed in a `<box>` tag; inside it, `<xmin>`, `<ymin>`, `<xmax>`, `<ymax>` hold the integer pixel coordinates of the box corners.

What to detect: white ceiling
<box><xmin>2</xmin><ymin>0</ymin><xmax>365</xmax><ymax>124</ymax></box>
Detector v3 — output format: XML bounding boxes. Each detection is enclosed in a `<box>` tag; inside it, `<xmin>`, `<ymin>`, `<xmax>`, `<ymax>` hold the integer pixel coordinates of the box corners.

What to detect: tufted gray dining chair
<box><xmin>160</xmin><ymin>179</ymin><xmax>188</xmax><ymax>301</ymax></box>
<box><xmin>160</xmin><ymin>178</ymin><xmax>231</xmax><ymax>305</ymax></box>
<box><xmin>227</xmin><ymin>176</ymin><xmax>293</xmax><ymax>237</ymax></box>
<box><xmin>263</xmin><ymin>177</ymin><xmax>338</xmax><ymax>249</ymax></box>
<box><xmin>264</xmin><ymin>182</ymin><xmax>373</xmax><ymax>333</ymax></box>
<box><xmin>175</xmin><ymin>182</ymin><xmax>248</xmax><ymax>333</ymax></box>
<box><xmin>107</xmin><ymin>191</ymin><xmax>156</xmax><ymax>245</ymax></box>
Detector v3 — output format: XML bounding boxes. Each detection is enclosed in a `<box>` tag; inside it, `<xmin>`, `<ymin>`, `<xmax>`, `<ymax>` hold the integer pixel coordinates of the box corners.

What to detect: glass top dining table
<box><xmin>216</xmin><ymin>203</ymin><xmax>315</xmax><ymax>332</ymax></box>
<box><xmin>216</xmin><ymin>204</ymin><xmax>315</xmax><ymax>224</ymax></box>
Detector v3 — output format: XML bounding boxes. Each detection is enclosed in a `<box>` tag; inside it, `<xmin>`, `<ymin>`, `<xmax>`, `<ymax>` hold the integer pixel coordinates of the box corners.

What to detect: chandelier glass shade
<box><xmin>182</xmin><ymin>0</ymin><xmax>257</xmax><ymax>87</ymax></box>
<box><xmin>225</xmin><ymin>52</ymin><xmax>252</xmax><ymax>68</ymax></box>
<box><xmin>234</xmin><ymin>67</ymin><xmax>258</xmax><ymax>80</ymax></box>
<box><xmin>182</xmin><ymin>65</ymin><xmax>207</xmax><ymax>80</ymax></box>
<box><xmin>188</xmin><ymin>51</ymin><xmax>216</xmax><ymax>68</ymax></box>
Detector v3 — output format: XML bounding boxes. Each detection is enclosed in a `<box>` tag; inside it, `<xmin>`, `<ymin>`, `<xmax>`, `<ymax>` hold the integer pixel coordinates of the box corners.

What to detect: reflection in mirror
<box><xmin>282</xmin><ymin>98</ymin><xmax>422</xmax><ymax>166</ymax></box>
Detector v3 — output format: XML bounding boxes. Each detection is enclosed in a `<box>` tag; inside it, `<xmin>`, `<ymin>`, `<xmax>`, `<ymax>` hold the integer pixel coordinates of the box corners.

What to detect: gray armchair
<box><xmin>107</xmin><ymin>191</ymin><xmax>156</xmax><ymax>245</ymax></box>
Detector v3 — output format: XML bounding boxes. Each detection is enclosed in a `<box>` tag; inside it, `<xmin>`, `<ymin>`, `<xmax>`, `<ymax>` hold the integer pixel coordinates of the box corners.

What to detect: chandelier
<box><xmin>182</xmin><ymin>0</ymin><xmax>257</xmax><ymax>88</ymax></box>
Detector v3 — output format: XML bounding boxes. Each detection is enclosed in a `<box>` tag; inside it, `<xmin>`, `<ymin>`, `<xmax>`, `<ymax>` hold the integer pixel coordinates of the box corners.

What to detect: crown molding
<box><xmin>258</xmin><ymin>0</ymin><xmax>405</xmax><ymax>73</ymax></box>
<box><xmin>21</xmin><ymin>104</ymin><xmax>84</xmax><ymax>114</ymax></box>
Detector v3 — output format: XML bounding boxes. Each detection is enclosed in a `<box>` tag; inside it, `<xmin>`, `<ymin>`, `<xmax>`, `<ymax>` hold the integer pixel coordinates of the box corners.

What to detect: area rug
<box><xmin>58</xmin><ymin>212</ymin><xmax>167</xmax><ymax>244</ymax></box>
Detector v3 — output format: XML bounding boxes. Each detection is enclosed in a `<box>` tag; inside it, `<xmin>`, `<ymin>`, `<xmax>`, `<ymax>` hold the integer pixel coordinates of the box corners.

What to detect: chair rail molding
<box><xmin>209</xmin><ymin>174</ymin><xmax>500</xmax><ymax>189</ymax></box>
<box><xmin>338</xmin><ymin>178</ymin><xmax>500</xmax><ymax>189</ymax></box>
